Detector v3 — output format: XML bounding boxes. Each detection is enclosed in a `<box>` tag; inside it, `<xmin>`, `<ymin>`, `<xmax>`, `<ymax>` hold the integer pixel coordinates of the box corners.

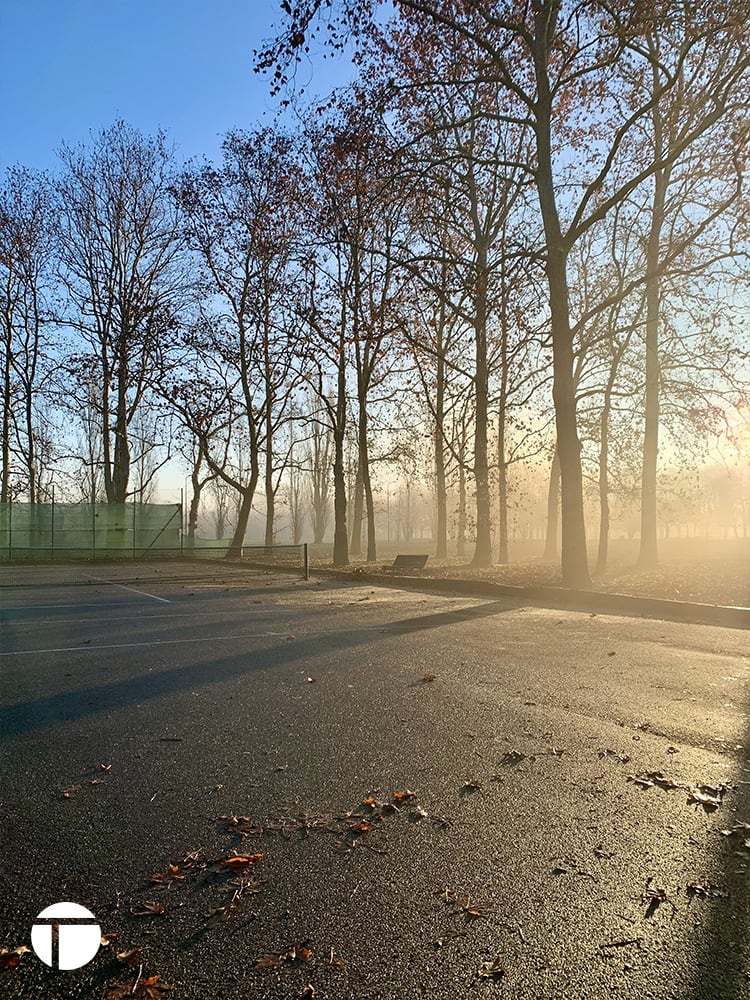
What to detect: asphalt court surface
<box><xmin>1</xmin><ymin>561</ymin><xmax>750</xmax><ymax>999</ymax></box>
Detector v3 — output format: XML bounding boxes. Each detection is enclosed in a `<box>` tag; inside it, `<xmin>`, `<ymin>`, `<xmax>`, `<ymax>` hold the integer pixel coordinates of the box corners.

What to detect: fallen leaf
<box><xmin>0</xmin><ymin>945</ymin><xmax>31</xmax><ymax>969</ymax></box>
<box><xmin>461</xmin><ymin>779</ymin><xmax>482</xmax><ymax>793</ymax></box>
<box><xmin>392</xmin><ymin>790</ymin><xmax>417</xmax><ymax>807</ymax></box>
<box><xmin>116</xmin><ymin>948</ymin><xmax>143</xmax><ymax>965</ymax></box>
<box><xmin>627</xmin><ymin>771</ymin><xmax>680</xmax><ymax>791</ymax></box>
<box><xmin>300</xmin><ymin>986</ymin><xmax>316</xmax><ymax>999</ymax></box>
<box><xmin>422</xmin><ymin>673</ymin><xmax>437</xmax><ymax>682</ymax></box>
<box><xmin>130</xmin><ymin>901</ymin><xmax>165</xmax><ymax>917</ymax></box>
<box><xmin>255</xmin><ymin>941</ymin><xmax>313</xmax><ymax>970</ymax></box>
<box><xmin>499</xmin><ymin>750</ymin><xmax>526</xmax><ymax>765</ymax></box>
<box><xmin>254</xmin><ymin>952</ymin><xmax>285</xmax><ymax>970</ymax></box>
<box><xmin>98</xmin><ymin>763</ymin><xmax>112</xmax><ymax>771</ymax></box>
<box><xmin>220</xmin><ymin>853</ymin><xmax>263</xmax><ymax>873</ymax></box>
<box><xmin>686</xmin><ymin>882</ymin><xmax>728</xmax><ymax>899</ymax></box>
<box><xmin>593</xmin><ymin>844</ymin><xmax>615</xmax><ymax>859</ymax></box>
<box><xmin>348</xmin><ymin>819</ymin><xmax>376</xmax><ymax>835</ymax></box>
<box><xmin>477</xmin><ymin>956</ymin><xmax>506</xmax><ymax>980</ymax></box>
<box><xmin>687</xmin><ymin>784</ymin><xmax>728</xmax><ymax>811</ymax></box>
<box><xmin>149</xmin><ymin>869</ymin><xmax>185</xmax><ymax>889</ymax></box>
<box><xmin>104</xmin><ymin>973</ymin><xmax>172</xmax><ymax>999</ymax></box>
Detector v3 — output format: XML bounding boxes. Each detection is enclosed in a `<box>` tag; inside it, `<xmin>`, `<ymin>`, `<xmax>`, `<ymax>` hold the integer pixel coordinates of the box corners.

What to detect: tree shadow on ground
<box><xmin>0</xmin><ymin>600</ymin><xmax>516</xmax><ymax>738</ymax></box>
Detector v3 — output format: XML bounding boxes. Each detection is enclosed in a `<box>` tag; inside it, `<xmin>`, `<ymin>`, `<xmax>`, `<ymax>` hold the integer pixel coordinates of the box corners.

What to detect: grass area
<box><xmin>326</xmin><ymin>538</ymin><xmax>750</xmax><ymax>607</ymax></box>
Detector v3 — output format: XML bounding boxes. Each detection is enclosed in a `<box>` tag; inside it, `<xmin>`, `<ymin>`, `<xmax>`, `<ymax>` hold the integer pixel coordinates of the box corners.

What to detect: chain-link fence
<box><xmin>0</xmin><ymin>502</ymin><xmax>182</xmax><ymax>561</ymax></box>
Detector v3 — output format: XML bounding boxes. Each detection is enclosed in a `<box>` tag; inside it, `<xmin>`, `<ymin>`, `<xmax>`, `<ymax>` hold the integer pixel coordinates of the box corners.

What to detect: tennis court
<box><xmin>2</xmin><ymin>562</ymin><xmax>749</xmax><ymax>1000</ymax></box>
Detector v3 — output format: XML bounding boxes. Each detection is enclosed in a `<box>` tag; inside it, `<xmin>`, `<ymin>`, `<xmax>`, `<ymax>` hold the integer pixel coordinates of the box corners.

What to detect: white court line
<box><xmin>1</xmin><ymin>609</ymin><xmax>299</xmax><ymax>624</ymax></box>
<box><xmin>1</xmin><ymin>602</ymin><xmax>149</xmax><ymax>611</ymax></box>
<box><xmin>0</xmin><ymin>631</ymin><xmax>305</xmax><ymax>656</ymax></box>
<box><xmin>87</xmin><ymin>576</ymin><xmax>170</xmax><ymax>603</ymax></box>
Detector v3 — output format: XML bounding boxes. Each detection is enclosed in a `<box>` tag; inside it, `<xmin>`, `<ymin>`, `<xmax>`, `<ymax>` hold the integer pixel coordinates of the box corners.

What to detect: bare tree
<box><xmin>0</xmin><ymin>166</ymin><xmax>55</xmax><ymax>503</ymax></box>
<box><xmin>56</xmin><ymin>121</ymin><xmax>183</xmax><ymax>504</ymax></box>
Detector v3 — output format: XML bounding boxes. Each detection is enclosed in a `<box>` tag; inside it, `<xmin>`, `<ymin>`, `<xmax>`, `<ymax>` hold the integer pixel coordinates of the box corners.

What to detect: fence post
<box><xmin>7</xmin><ymin>500</ymin><xmax>11</xmax><ymax>560</ymax></box>
<box><xmin>180</xmin><ymin>491</ymin><xmax>184</xmax><ymax>558</ymax></box>
<box><xmin>303</xmin><ymin>542</ymin><xmax>309</xmax><ymax>581</ymax></box>
<box><xmin>133</xmin><ymin>500</ymin><xmax>137</xmax><ymax>559</ymax></box>
<box><xmin>51</xmin><ymin>486</ymin><xmax>55</xmax><ymax>561</ymax></box>
<box><xmin>92</xmin><ymin>502</ymin><xmax>96</xmax><ymax>561</ymax></box>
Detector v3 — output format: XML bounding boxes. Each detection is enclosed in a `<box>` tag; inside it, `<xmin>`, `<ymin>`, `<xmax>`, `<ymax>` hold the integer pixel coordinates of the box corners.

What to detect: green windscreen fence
<box><xmin>0</xmin><ymin>502</ymin><xmax>182</xmax><ymax>561</ymax></box>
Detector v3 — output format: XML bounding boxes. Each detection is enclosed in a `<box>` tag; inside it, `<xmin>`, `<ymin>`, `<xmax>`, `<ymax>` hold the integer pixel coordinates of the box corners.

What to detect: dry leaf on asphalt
<box><xmin>148</xmin><ymin>866</ymin><xmax>185</xmax><ymax>889</ymax></box>
<box><xmin>627</xmin><ymin>770</ymin><xmax>680</xmax><ymax>791</ymax></box>
<box><xmin>116</xmin><ymin>948</ymin><xmax>143</xmax><ymax>965</ymax></box>
<box><xmin>0</xmin><ymin>945</ymin><xmax>31</xmax><ymax>969</ymax></box>
<box><xmin>422</xmin><ymin>673</ymin><xmax>437</xmax><ymax>682</ymax></box>
<box><xmin>104</xmin><ymin>974</ymin><xmax>172</xmax><ymax>999</ymax></box>
<box><xmin>687</xmin><ymin>783</ymin><xmax>730</xmax><ymax>811</ymax></box>
<box><xmin>392</xmin><ymin>790</ymin><xmax>417</xmax><ymax>808</ymax></box>
<box><xmin>300</xmin><ymin>986</ymin><xmax>316</xmax><ymax>999</ymax></box>
<box><xmin>686</xmin><ymin>882</ymin><xmax>728</xmax><ymax>899</ymax></box>
<box><xmin>720</xmin><ymin>820</ymin><xmax>750</xmax><ymax>848</ymax></box>
<box><xmin>130</xmin><ymin>901</ymin><xmax>165</xmax><ymax>917</ymax></box>
<box><xmin>255</xmin><ymin>941</ymin><xmax>314</xmax><ymax>970</ymax></box>
<box><xmin>641</xmin><ymin>880</ymin><xmax>672</xmax><ymax>918</ymax></box>
<box><xmin>219</xmin><ymin>853</ymin><xmax>263</xmax><ymax>873</ymax></box>
<box><xmin>477</xmin><ymin>956</ymin><xmax>506</xmax><ymax>980</ymax></box>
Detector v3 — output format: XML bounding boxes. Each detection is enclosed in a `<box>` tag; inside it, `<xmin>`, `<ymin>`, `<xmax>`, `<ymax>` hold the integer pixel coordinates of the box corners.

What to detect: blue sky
<box><xmin>0</xmin><ymin>0</ymin><xmax>353</xmax><ymax>174</ymax></box>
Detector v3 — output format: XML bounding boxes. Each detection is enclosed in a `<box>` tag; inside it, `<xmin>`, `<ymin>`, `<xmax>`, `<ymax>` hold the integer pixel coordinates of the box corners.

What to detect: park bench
<box><xmin>383</xmin><ymin>553</ymin><xmax>429</xmax><ymax>574</ymax></box>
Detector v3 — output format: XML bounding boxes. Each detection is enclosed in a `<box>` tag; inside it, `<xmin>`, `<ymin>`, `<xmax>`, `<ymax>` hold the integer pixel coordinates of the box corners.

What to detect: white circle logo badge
<box><xmin>31</xmin><ymin>902</ymin><xmax>101</xmax><ymax>970</ymax></box>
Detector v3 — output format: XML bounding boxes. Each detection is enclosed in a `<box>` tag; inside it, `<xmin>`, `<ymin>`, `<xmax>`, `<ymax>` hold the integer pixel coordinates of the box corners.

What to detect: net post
<box><xmin>303</xmin><ymin>542</ymin><xmax>309</xmax><ymax>581</ymax></box>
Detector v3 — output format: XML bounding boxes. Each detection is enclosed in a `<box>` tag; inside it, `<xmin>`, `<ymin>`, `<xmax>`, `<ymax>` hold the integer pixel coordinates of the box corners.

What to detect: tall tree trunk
<box><xmin>349</xmin><ymin>462</ymin><xmax>363</xmax><ymax>555</ymax></box>
<box><xmin>332</xmin><ymin>345</ymin><xmax>349</xmax><ymax>567</ymax></box>
<box><xmin>434</xmin><ymin>410</ymin><xmax>447</xmax><ymax>559</ymax></box>
<box><xmin>457</xmin><ymin>460</ymin><xmax>467</xmax><ymax>558</ymax></box>
<box><xmin>543</xmin><ymin>447</ymin><xmax>560</xmax><ymax>560</ymax></box>
<box><xmin>534</xmin><ymin>15</ymin><xmax>590</xmax><ymax>587</ymax></box>
<box><xmin>264</xmin><ymin>429</ymin><xmax>274</xmax><ymax>547</ymax></box>
<box><xmin>361</xmin><ymin>422</ymin><xmax>376</xmax><ymax>562</ymax></box>
<box><xmin>228</xmin><ymin>488</ymin><xmax>253</xmax><ymax>558</ymax></box>
<box><xmin>595</xmin><ymin>396</ymin><xmax>611</xmax><ymax>577</ymax></box>
<box><xmin>638</xmin><ymin>167</ymin><xmax>667</xmax><ymax>569</ymax></box>
<box><xmin>112</xmin><ymin>379</ymin><xmax>130</xmax><ymax>504</ymax></box>
<box><xmin>470</xmin><ymin>254</ymin><xmax>493</xmax><ymax>567</ymax></box>
<box><xmin>1</xmin><ymin>323</ymin><xmax>12</xmax><ymax>503</ymax></box>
